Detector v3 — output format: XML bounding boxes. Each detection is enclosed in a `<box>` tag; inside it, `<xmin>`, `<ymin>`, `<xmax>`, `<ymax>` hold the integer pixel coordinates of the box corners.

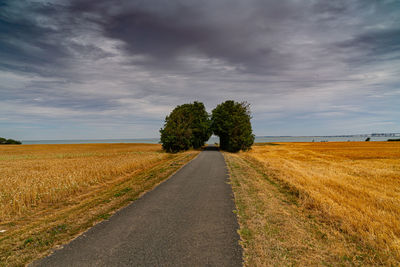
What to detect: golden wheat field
<box><xmin>0</xmin><ymin>143</ymin><xmax>171</xmax><ymax>221</ymax></box>
<box><xmin>0</xmin><ymin>143</ymin><xmax>198</xmax><ymax>265</ymax></box>
<box><xmin>240</xmin><ymin>142</ymin><xmax>400</xmax><ymax>260</ymax></box>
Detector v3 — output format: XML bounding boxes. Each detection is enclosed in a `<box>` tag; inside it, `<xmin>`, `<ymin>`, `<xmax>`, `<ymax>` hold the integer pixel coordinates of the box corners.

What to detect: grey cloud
<box><xmin>1</xmin><ymin>0</ymin><xmax>399</xmax><ymax>139</ymax></box>
<box><xmin>0</xmin><ymin>2</ymin><xmax>66</xmax><ymax>73</ymax></box>
<box><xmin>0</xmin><ymin>79</ymin><xmax>120</xmax><ymax>112</ymax></box>
<box><xmin>4</xmin><ymin>0</ymin><xmax>399</xmax><ymax>76</ymax></box>
<box><xmin>70</xmin><ymin>0</ymin><xmax>300</xmax><ymax>74</ymax></box>
<box><xmin>336</xmin><ymin>28</ymin><xmax>400</xmax><ymax>62</ymax></box>
<box><xmin>0</xmin><ymin>0</ymin><xmax>112</xmax><ymax>78</ymax></box>
<box><xmin>67</xmin><ymin>0</ymin><xmax>400</xmax><ymax>76</ymax></box>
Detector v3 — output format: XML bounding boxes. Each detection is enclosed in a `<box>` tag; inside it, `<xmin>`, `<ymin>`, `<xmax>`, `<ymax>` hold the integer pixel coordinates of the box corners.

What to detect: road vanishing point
<box><xmin>32</xmin><ymin>146</ymin><xmax>243</xmax><ymax>266</ymax></box>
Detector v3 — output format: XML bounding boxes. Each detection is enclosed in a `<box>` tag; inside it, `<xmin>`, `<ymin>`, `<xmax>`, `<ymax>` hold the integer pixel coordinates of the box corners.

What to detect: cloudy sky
<box><xmin>1</xmin><ymin>0</ymin><xmax>399</xmax><ymax>140</ymax></box>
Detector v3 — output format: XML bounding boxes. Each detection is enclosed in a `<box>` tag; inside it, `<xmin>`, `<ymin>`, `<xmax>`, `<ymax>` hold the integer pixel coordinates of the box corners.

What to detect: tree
<box><xmin>5</xmin><ymin>139</ymin><xmax>22</xmax><ymax>144</ymax></box>
<box><xmin>160</xmin><ymin>101</ymin><xmax>211</xmax><ymax>153</ymax></box>
<box><xmin>0</xmin><ymin>137</ymin><xmax>22</xmax><ymax>145</ymax></box>
<box><xmin>211</xmin><ymin>100</ymin><xmax>254</xmax><ymax>152</ymax></box>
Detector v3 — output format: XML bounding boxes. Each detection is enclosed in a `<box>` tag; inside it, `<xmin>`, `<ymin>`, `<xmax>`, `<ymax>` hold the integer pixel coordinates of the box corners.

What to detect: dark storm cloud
<box><xmin>2</xmin><ymin>0</ymin><xmax>399</xmax><ymax>76</ymax></box>
<box><xmin>0</xmin><ymin>0</ymin><xmax>121</xmax><ymax>113</ymax></box>
<box><xmin>0</xmin><ymin>0</ymin><xmax>111</xmax><ymax>77</ymax></box>
<box><xmin>0</xmin><ymin>2</ymin><xmax>66</xmax><ymax>74</ymax></box>
<box><xmin>69</xmin><ymin>0</ymin><xmax>301</xmax><ymax>73</ymax></box>
<box><xmin>67</xmin><ymin>0</ymin><xmax>400</xmax><ymax>75</ymax></box>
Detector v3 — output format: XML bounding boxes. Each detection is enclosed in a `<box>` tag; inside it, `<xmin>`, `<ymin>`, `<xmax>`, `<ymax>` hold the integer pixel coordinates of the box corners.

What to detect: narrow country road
<box><xmin>32</xmin><ymin>146</ymin><xmax>243</xmax><ymax>267</ymax></box>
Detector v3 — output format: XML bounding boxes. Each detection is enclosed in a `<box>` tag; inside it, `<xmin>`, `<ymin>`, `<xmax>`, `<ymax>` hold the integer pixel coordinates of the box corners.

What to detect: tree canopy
<box><xmin>211</xmin><ymin>100</ymin><xmax>254</xmax><ymax>152</ymax></box>
<box><xmin>160</xmin><ymin>101</ymin><xmax>211</xmax><ymax>153</ymax></box>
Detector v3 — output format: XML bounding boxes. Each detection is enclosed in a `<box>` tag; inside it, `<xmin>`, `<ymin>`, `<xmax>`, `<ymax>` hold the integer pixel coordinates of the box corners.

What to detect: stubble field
<box><xmin>0</xmin><ymin>143</ymin><xmax>198</xmax><ymax>266</ymax></box>
<box><xmin>226</xmin><ymin>141</ymin><xmax>400</xmax><ymax>265</ymax></box>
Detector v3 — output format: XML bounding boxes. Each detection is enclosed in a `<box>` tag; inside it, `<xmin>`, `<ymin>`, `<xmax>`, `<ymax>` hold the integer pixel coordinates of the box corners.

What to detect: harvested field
<box><xmin>229</xmin><ymin>142</ymin><xmax>400</xmax><ymax>265</ymax></box>
<box><xmin>0</xmin><ymin>143</ymin><xmax>198</xmax><ymax>265</ymax></box>
<box><xmin>1</xmin><ymin>143</ymin><xmax>163</xmax><ymax>220</ymax></box>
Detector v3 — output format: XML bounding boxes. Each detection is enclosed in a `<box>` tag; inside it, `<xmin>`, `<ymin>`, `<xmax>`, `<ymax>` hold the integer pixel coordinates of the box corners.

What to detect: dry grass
<box><xmin>0</xmin><ymin>143</ymin><xmax>165</xmax><ymax>220</ymax></box>
<box><xmin>0</xmin><ymin>143</ymin><xmax>198</xmax><ymax>266</ymax></box>
<box><xmin>234</xmin><ymin>142</ymin><xmax>400</xmax><ymax>264</ymax></box>
<box><xmin>225</xmin><ymin>152</ymin><xmax>380</xmax><ymax>266</ymax></box>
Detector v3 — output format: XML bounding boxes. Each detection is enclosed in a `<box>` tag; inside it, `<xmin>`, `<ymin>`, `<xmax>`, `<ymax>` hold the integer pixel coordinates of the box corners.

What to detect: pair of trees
<box><xmin>160</xmin><ymin>100</ymin><xmax>254</xmax><ymax>153</ymax></box>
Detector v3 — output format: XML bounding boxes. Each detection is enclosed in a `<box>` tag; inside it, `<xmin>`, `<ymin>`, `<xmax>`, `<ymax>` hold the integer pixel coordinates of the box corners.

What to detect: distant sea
<box><xmin>22</xmin><ymin>136</ymin><xmax>392</xmax><ymax>145</ymax></box>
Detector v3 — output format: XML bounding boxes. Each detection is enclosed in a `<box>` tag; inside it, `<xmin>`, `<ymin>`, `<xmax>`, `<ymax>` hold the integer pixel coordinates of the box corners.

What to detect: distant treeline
<box><xmin>387</xmin><ymin>138</ymin><xmax>400</xmax><ymax>142</ymax></box>
<box><xmin>0</xmin><ymin>137</ymin><xmax>22</xmax><ymax>145</ymax></box>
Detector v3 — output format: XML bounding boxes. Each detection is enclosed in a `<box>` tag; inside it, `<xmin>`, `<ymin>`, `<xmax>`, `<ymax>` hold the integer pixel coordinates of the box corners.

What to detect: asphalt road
<box><xmin>32</xmin><ymin>146</ymin><xmax>243</xmax><ymax>267</ymax></box>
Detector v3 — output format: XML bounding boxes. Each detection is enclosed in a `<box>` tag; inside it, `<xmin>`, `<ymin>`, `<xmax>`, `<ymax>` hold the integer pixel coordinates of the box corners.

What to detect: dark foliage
<box><xmin>160</xmin><ymin>101</ymin><xmax>211</xmax><ymax>153</ymax></box>
<box><xmin>211</xmin><ymin>100</ymin><xmax>254</xmax><ymax>152</ymax></box>
<box><xmin>388</xmin><ymin>138</ymin><xmax>400</xmax><ymax>141</ymax></box>
<box><xmin>0</xmin><ymin>137</ymin><xmax>22</xmax><ymax>145</ymax></box>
